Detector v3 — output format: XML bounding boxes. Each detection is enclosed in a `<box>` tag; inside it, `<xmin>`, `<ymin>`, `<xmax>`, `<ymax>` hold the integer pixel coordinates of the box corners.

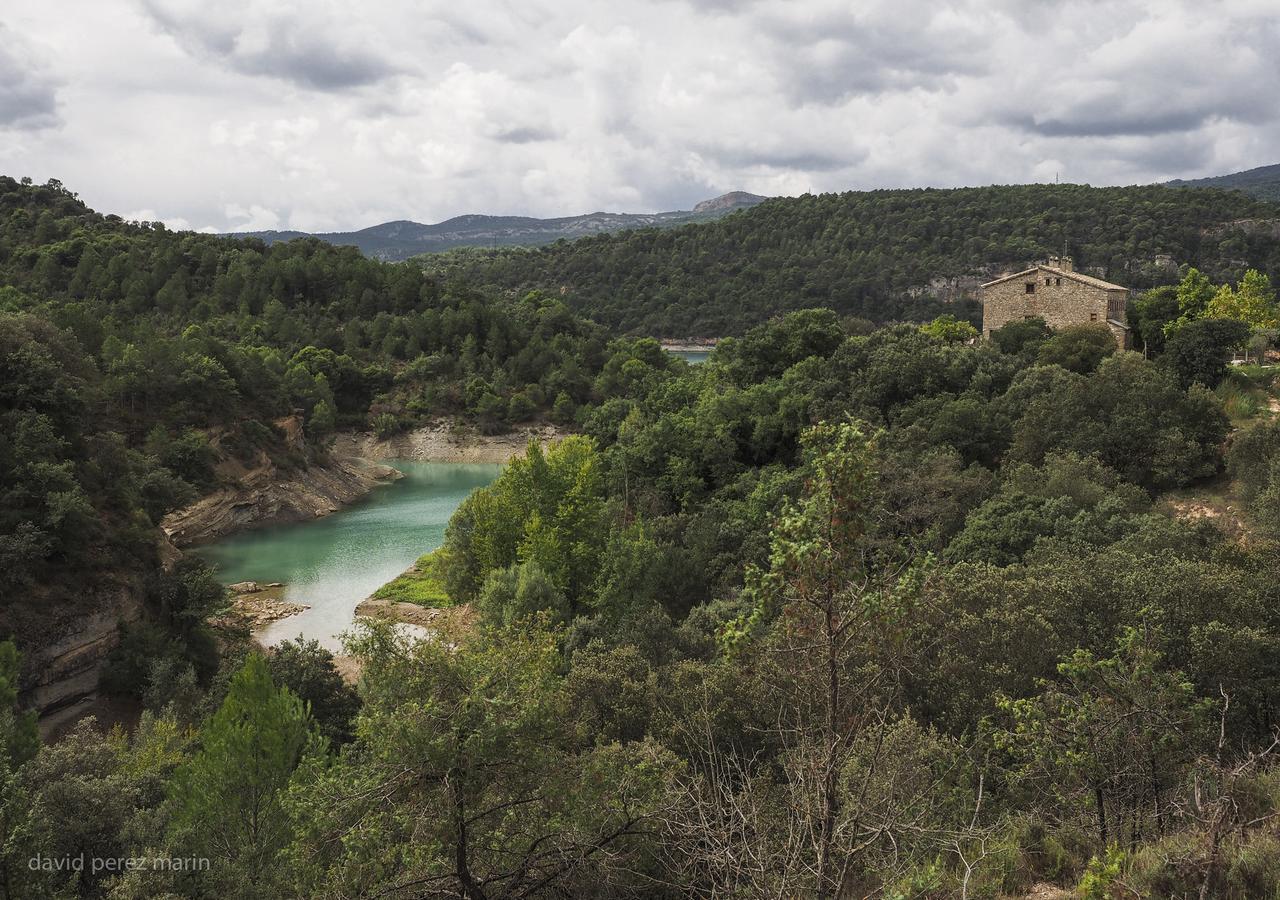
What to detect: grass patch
<box><xmin>1217</xmin><ymin>372</ymin><xmax>1270</xmax><ymax>424</ymax></box>
<box><xmin>372</xmin><ymin>548</ymin><xmax>454</xmax><ymax>607</ymax></box>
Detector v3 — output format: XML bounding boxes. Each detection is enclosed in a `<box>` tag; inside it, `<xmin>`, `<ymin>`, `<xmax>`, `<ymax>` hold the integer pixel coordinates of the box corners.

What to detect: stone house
<box><xmin>981</xmin><ymin>256</ymin><xmax>1131</xmax><ymax>348</ymax></box>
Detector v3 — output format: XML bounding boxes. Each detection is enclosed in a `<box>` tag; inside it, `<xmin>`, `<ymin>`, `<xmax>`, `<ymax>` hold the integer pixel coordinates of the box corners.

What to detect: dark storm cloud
<box><xmin>0</xmin><ymin>26</ymin><xmax>60</xmax><ymax>129</ymax></box>
<box><xmin>140</xmin><ymin>0</ymin><xmax>399</xmax><ymax>90</ymax></box>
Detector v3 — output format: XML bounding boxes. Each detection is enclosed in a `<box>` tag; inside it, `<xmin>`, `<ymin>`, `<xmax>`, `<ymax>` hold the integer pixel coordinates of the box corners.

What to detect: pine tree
<box><xmin>167</xmin><ymin>654</ymin><xmax>320</xmax><ymax>896</ymax></box>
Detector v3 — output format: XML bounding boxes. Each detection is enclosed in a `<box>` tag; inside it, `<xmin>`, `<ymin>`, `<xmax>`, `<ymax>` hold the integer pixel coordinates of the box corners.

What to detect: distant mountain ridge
<box><xmin>426</xmin><ymin>183</ymin><xmax>1280</xmax><ymax>336</ymax></box>
<box><xmin>1166</xmin><ymin>163</ymin><xmax>1280</xmax><ymax>203</ymax></box>
<box><xmin>229</xmin><ymin>192</ymin><xmax>768</xmax><ymax>261</ymax></box>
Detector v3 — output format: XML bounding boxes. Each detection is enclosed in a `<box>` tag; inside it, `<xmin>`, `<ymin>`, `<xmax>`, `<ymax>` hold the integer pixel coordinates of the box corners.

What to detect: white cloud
<box><xmin>3</xmin><ymin>0</ymin><xmax>1277</xmax><ymax>232</ymax></box>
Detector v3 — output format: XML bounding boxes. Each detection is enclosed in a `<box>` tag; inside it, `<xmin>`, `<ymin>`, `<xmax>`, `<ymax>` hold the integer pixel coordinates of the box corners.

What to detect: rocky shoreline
<box><xmin>161</xmin><ymin>454</ymin><xmax>401</xmax><ymax>549</ymax></box>
<box><xmin>354</xmin><ymin>595</ymin><xmax>475</xmax><ymax>631</ymax></box>
<box><xmin>219</xmin><ymin>581</ymin><xmax>310</xmax><ymax>629</ymax></box>
<box><xmin>165</xmin><ymin>421</ymin><xmax>564</xmax><ymax>550</ymax></box>
<box><xmin>331</xmin><ymin>420</ymin><xmax>568</xmax><ymax>464</ymax></box>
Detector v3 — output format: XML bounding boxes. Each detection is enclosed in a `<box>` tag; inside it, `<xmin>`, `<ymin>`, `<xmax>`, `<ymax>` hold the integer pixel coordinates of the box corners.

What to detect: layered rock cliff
<box><xmin>161</xmin><ymin>453</ymin><xmax>400</xmax><ymax>548</ymax></box>
<box><xmin>21</xmin><ymin>579</ymin><xmax>144</xmax><ymax>720</ymax></box>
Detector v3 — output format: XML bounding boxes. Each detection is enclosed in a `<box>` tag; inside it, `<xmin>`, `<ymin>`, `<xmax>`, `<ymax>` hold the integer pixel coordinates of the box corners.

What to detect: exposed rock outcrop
<box><xmin>217</xmin><ymin>582</ymin><xmax>309</xmax><ymax>630</ymax></box>
<box><xmin>1203</xmin><ymin>218</ymin><xmax>1280</xmax><ymax>240</ymax></box>
<box><xmin>331</xmin><ymin>420</ymin><xmax>567</xmax><ymax>464</ymax></box>
<box><xmin>161</xmin><ymin>454</ymin><xmax>400</xmax><ymax>548</ymax></box>
<box><xmin>20</xmin><ymin>578</ymin><xmax>143</xmax><ymax>717</ymax></box>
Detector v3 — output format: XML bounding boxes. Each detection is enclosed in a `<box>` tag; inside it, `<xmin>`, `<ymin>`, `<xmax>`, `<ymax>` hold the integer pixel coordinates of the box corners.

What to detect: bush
<box><xmin>102</xmin><ymin>622</ymin><xmax>183</xmax><ymax>699</ymax></box>
<box><xmin>1227</xmin><ymin>420</ymin><xmax>1280</xmax><ymax>501</ymax></box>
<box><xmin>1037</xmin><ymin>324</ymin><xmax>1117</xmax><ymax>374</ymax></box>
<box><xmin>475</xmin><ymin>560</ymin><xmax>570</xmax><ymax>629</ymax></box>
<box><xmin>1078</xmin><ymin>844</ymin><xmax>1128</xmax><ymax>900</ymax></box>
<box><xmin>372</xmin><ymin>411</ymin><xmax>401</xmax><ymax>439</ymax></box>
<box><xmin>992</xmin><ymin>317</ymin><xmax>1051</xmax><ymax>357</ymax></box>
<box><xmin>1227</xmin><ymin>830</ymin><xmax>1280</xmax><ymax>898</ymax></box>
<box><xmin>267</xmin><ymin>637</ymin><xmax>361</xmax><ymax>745</ymax></box>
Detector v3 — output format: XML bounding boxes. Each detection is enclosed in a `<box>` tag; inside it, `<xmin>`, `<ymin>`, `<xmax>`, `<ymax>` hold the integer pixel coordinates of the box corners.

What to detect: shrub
<box><xmin>372</xmin><ymin>411</ymin><xmax>401</xmax><ymax>439</ymax></box>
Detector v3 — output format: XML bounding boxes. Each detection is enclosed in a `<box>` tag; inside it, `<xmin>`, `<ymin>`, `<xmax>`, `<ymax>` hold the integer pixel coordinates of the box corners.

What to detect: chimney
<box><xmin>1057</xmin><ymin>255</ymin><xmax>1074</xmax><ymax>272</ymax></box>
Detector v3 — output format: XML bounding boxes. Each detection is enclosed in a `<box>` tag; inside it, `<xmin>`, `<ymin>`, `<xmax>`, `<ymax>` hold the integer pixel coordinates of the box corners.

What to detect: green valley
<box><xmin>3</xmin><ymin>174</ymin><xmax>1280</xmax><ymax>899</ymax></box>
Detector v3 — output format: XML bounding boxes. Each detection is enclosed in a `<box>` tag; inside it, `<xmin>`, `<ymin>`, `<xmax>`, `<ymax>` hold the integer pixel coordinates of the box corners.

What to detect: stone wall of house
<box><xmin>982</xmin><ymin>267</ymin><xmax>1129</xmax><ymax>348</ymax></box>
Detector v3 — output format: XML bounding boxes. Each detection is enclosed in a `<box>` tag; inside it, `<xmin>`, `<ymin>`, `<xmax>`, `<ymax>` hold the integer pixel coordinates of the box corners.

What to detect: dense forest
<box><xmin>5</xmin><ymin>176</ymin><xmax>1280</xmax><ymax>898</ymax></box>
<box><xmin>423</xmin><ymin>183</ymin><xmax>1280</xmax><ymax>336</ymax></box>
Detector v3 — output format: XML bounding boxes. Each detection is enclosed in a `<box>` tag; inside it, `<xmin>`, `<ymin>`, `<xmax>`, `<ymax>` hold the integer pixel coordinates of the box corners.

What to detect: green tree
<box><xmin>267</xmin><ymin>638</ymin><xmax>361</xmax><ymax>746</ymax></box>
<box><xmin>444</xmin><ymin>437</ymin><xmax>606</xmax><ymax>606</ymax></box>
<box><xmin>997</xmin><ymin>631</ymin><xmax>1211</xmax><ymax>848</ymax></box>
<box><xmin>1164</xmin><ymin>317</ymin><xmax>1252</xmax><ymax>388</ymax></box>
<box><xmin>474</xmin><ymin>560</ymin><xmax>570</xmax><ymax>629</ymax></box>
<box><xmin>1131</xmin><ymin>285</ymin><xmax>1180</xmax><ymax>355</ymax></box>
<box><xmin>1036</xmin><ymin>324</ymin><xmax>1118</xmax><ymax>374</ymax></box>
<box><xmin>0</xmin><ymin>642</ymin><xmax>37</xmax><ymax>768</ymax></box>
<box><xmin>307</xmin><ymin>398</ymin><xmax>336</xmax><ymax>437</ymax></box>
<box><xmin>167</xmin><ymin>654</ymin><xmax>321</xmax><ymax>897</ymax></box>
<box><xmin>0</xmin><ymin>641</ymin><xmax>39</xmax><ymax>900</ymax></box>
<box><xmin>1204</xmin><ymin>269</ymin><xmax>1279</xmax><ymax>330</ymax></box>
<box><xmin>1173</xmin><ymin>267</ymin><xmax>1218</xmax><ymax>326</ymax></box>
<box><xmin>990</xmin><ymin>316</ymin><xmax>1051</xmax><ymax>358</ymax></box>
<box><xmin>718</xmin><ymin>422</ymin><xmax>941</xmax><ymax>898</ymax></box>
<box><xmin>946</xmin><ymin>453</ymin><xmax>1152</xmax><ymax>565</ymax></box>
<box><xmin>920</xmin><ymin>313</ymin><xmax>979</xmax><ymax>344</ymax></box>
<box><xmin>287</xmin><ymin>621</ymin><xmax>675</xmax><ymax>898</ymax></box>
<box><xmin>1011</xmin><ymin>353</ymin><xmax>1227</xmax><ymax>489</ymax></box>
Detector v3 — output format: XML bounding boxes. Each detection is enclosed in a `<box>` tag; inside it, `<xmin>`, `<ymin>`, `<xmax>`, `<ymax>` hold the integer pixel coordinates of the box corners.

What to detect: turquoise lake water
<box><xmin>195</xmin><ymin>461</ymin><xmax>502</xmax><ymax>649</ymax></box>
<box><xmin>671</xmin><ymin>348</ymin><xmax>711</xmax><ymax>364</ymax></box>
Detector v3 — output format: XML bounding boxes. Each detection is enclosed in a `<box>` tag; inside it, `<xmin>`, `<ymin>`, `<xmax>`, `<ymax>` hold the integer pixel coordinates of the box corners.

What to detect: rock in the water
<box><xmin>229</xmin><ymin>581</ymin><xmax>262</xmax><ymax>594</ymax></box>
<box><xmin>218</xmin><ymin>592</ymin><xmax>309</xmax><ymax>630</ymax></box>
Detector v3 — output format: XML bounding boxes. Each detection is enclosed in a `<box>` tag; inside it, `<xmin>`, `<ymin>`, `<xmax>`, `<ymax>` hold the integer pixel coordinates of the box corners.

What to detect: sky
<box><xmin>3</xmin><ymin>0</ymin><xmax>1278</xmax><ymax>233</ymax></box>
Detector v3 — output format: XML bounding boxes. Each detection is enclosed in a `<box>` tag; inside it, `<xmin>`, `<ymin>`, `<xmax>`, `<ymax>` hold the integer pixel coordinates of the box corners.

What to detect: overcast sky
<box><xmin>3</xmin><ymin>0</ymin><xmax>1277</xmax><ymax>233</ymax></box>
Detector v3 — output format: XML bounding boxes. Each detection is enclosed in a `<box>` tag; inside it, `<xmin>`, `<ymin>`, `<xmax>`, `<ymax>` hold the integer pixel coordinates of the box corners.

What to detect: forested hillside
<box><xmin>424</xmin><ymin>183</ymin><xmax>1280</xmax><ymax>335</ymax></box>
<box><xmin>232</xmin><ymin>191</ymin><xmax>767</xmax><ymax>261</ymax></box>
<box><xmin>1167</xmin><ymin>162</ymin><xmax>1280</xmax><ymax>203</ymax></box>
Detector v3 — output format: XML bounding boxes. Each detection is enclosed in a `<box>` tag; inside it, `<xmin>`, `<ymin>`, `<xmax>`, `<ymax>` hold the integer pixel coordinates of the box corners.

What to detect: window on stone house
<box><xmin>1090</xmin><ymin>312</ymin><xmax>1098</xmax><ymax>321</ymax></box>
<box><xmin>1055</xmin><ymin>277</ymin><xmax>1061</xmax><ymax>285</ymax></box>
<box><xmin>1045</xmin><ymin>278</ymin><xmax>1051</xmax><ymax>285</ymax></box>
<box><xmin>1025</xmin><ymin>282</ymin><xmax>1036</xmax><ymax>293</ymax></box>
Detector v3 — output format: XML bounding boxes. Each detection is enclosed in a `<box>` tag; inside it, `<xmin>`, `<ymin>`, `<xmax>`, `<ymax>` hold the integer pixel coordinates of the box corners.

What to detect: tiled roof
<box><xmin>981</xmin><ymin>265</ymin><xmax>1127</xmax><ymax>291</ymax></box>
